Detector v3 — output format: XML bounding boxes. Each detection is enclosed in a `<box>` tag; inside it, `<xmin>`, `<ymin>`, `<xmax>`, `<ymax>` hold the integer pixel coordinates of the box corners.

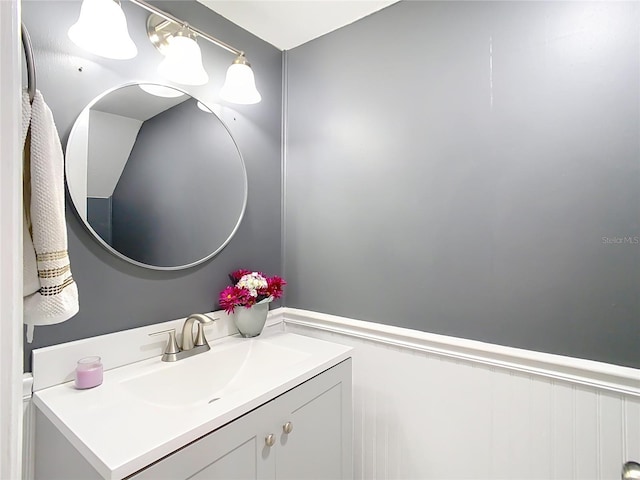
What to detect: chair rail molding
<box><xmin>283</xmin><ymin>308</ymin><xmax>640</xmax><ymax>397</ymax></box>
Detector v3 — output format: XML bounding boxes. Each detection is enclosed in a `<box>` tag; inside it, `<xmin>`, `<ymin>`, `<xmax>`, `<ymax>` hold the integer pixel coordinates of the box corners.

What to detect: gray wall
<box><xmin>285</xmin><ymin>1</ymin><xmax>640</xmax><ymax>368</ymax></box>
<box><xmin>87</xmin><ymin>196</ymin><xmax>112</xmax><ymax>245</ymax></box>
<box><xmin>22</xmin><ymin>0</ymin><xmax>282</xmax><ymax>370</ymax></box>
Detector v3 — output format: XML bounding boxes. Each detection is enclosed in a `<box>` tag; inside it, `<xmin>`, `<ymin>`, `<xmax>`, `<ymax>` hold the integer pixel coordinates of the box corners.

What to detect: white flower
<box><xmin>237</xmin><ymin>272</ymin><xmax>267</xmax><ymax>297</ymax></box>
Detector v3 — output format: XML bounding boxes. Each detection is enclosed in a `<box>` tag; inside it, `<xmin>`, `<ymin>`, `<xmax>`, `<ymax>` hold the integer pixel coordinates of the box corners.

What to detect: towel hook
<box><xmin>21</xmin><ymin>22</ymin><xmax>36</xmax><ymax>102</ymax></box>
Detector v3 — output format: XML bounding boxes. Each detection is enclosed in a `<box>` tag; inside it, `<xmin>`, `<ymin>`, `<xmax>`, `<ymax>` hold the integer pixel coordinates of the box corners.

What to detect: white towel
<box><xmin>23</xmin><ymin>92</ymin><xmax>39</xmax><ymax>297</ymax></box>
<box><xmin>23</xmin><ymin>90</ymin><xmax>79</xmax><ymax>343</ymax></box>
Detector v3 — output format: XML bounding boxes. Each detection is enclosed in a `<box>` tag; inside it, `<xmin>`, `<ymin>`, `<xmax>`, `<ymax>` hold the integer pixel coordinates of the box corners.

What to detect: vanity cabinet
<box><xmin>35</xmin><ymin>358</ymin><xmax>351</xmax><ymax>480</ymax></box>
<box><xmin>33</xmin><ymin>331</ymin><xmax>352</xmax><ymax>480</ymax></box>
<box><xmin>129</xmin><ymin>358</ymin><xmax>352</xmax><ymax>480</ymax></box>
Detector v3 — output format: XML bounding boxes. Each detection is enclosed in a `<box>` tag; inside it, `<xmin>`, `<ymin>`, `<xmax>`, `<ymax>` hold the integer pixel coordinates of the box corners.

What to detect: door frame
<box><xmin>0</xmin><ymin>0</ymin><xmax>24</xmax><ymax>478</ymax></box>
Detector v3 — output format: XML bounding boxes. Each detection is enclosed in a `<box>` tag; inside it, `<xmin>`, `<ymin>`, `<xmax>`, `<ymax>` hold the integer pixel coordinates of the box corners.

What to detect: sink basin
<box><xmin>121</xmin><ymin>338</ymin><xmax>311</xmax><ymax>408</ymax></box>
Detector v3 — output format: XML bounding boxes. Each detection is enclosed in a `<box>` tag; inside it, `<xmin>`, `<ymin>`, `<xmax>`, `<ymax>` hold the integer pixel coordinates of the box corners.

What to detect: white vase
<box><xmin>232</xmin><ymin>299</ymin><xmax>270</xmax><ymax>337</ymax></box>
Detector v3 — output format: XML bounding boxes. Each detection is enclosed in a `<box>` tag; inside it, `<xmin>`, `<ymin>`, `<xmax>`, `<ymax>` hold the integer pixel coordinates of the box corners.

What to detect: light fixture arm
<box><xmin>129</xmin><ymin>0</ymin><xmax>244</xmax><ymax>57</ymax></box>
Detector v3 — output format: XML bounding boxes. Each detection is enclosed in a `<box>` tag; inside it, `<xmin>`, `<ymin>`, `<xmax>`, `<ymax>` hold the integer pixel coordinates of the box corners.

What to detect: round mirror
<box><xmin>65</xmin><ymin>82</ymin><xmax>248</xmax><ymax>270</ymax></box>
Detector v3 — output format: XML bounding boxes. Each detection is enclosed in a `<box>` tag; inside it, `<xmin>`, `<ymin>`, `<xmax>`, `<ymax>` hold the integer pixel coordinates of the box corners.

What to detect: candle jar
<box><xmin>75</xmin><ymin>356</ymin><xmax>103</xmax><ymax>389</ymax></box>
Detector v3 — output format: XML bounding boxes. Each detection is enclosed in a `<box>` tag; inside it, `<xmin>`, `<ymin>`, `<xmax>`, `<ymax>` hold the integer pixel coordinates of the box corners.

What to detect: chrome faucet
<box><xmin>181</xmin><ymin>313</ymin><xmax>214</xmax><ymax>351</ymax></box>
<box><xmin>149</xmin><ymin>314</ymin><xmax>217</xmax><ymax>362</ymax></box>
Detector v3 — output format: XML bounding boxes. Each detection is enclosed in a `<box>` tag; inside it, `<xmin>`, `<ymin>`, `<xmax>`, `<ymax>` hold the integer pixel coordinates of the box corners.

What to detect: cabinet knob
<box><xmin>282</xmin><ymin>422</ymin><xmax>293</xmax><ymax>434</ymax></box>
<box><xmin>265</xmin><ymin>434</ymin><xmax>276</xmax><ymax>447</ymax></box>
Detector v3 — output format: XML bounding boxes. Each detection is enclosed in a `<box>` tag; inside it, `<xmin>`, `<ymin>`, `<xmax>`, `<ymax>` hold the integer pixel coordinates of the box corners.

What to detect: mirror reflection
<box><xmin>65</xmin><ymin>82</ymin><xmax>247</xmax><ymax>270</ymax></box>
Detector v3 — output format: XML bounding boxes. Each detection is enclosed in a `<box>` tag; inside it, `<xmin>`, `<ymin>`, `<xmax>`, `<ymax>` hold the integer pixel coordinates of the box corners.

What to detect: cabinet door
<box><xmin>130</xmin><ymin>403</ymin><xmax>276</xmax><ymax>480</ymax></box>
<box><xmin>276</xmin><ymin>359</ymin><xmax>352</xmax><ymax>480</ymax></box>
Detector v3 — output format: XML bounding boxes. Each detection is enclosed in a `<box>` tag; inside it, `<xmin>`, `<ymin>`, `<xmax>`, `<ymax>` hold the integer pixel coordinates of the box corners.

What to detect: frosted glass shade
<box><xmin>68</xmin><ymin>0</ymin><xmax>137</xmax><ymax>59</ymax></box>
<box><xmin>197</xmin><ymin>101</ymin><xmax>212</xmax><ymax>113</ymax></box>
<box><xmin>158</xmin><ymin>35</ymin><xmax>209</xmax><ymax>86</ymax></box>
<box><xmin>220</xmin><ymin>61</ymin><xmax>261</xmax><ymax>105</ymax></box>
<box><xmin>139</xmin><ymin>84</ymin><xmax>185</xmax><ymax>98</ymax></box>
<box><xmin>197</xmin><ymin>101</ymin><xmax>222</xmax><ymax>116</ymax></box>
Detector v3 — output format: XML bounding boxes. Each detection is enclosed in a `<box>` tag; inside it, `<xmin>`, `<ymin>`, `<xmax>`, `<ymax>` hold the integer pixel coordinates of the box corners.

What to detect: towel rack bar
<box><xmin>21</xmin><ymin>22</ymin><xmax>36</xmax><ymax>102</ymax></box>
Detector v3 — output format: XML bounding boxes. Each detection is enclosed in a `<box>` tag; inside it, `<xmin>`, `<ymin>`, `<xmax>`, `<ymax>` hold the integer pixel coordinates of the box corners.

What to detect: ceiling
<box><xmin>196</xmin><ymin>0</ymin><xmax>401</xmax><ymax>51</ymax></box>
<box><xmin>92</xmin><ymin>84</ymin><xmax>188</xmax><ymax>121</ymax></box>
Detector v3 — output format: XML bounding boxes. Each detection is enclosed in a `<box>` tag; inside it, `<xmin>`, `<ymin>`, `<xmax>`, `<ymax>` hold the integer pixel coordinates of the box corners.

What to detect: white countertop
<box><xmin>33</xmin><ymin>331</ymin><xmax>352</xmax><ymax>480</ymax></box>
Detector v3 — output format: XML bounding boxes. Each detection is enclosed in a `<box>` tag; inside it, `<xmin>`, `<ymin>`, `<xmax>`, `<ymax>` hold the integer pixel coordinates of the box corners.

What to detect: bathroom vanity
<box><xmin>32</xmin><ymin>330</ymin><xmax>352</xmax><ymax>480</ymax></box>
<box><xmin>131</xmin><ymin>359</ymin><xmax>350</xmax><ymax>480</ymax></box>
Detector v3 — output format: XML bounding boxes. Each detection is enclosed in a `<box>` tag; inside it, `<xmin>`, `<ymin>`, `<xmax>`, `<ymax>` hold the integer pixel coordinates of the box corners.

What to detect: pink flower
<box><xmin>219</xmin><ymin>286</ymin><xmax>238</xmax><ymax>314</ymax></box>
<box><xmin>266</xmin><ymin>275</ymin><xmax>287</xmax><ymax>299</ymax></box>
<box><xmin>219</xmin><ymin>285</ymin><xmax>253</xmax><ymax>314</ymax></box>
<box><xmin>230</xmin><ymin>269</ymin><xmax>252</xmax><ymax>283</ymax></box>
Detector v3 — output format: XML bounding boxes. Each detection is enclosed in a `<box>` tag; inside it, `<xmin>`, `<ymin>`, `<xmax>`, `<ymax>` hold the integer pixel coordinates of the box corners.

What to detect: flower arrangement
<box><xmin>219</xmin><ymin>269</ymin><xmax>286</xmax><ymax>314</ymax></box>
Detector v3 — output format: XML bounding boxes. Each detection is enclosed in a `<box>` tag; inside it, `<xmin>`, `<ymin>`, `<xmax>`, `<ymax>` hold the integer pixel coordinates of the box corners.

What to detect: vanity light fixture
<box><xmin>68</xmin><ymin>0</ymin><xmax>137</xmax><ymax>59</ymax></box>
<box><xmin>68</xmin><ymin>0</ymin><xmax>262</xmax><ymax>104</ymax></box>
<box><xmin>136</xmin><ymin>0</ymin><xmax>262</xmax><ymax>104</ymax></box>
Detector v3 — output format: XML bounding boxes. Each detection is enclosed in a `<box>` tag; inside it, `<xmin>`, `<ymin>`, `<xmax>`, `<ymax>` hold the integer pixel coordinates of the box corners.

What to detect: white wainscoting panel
<box><xmin>284</xmin><ymin>309</ymin><xmax>640</xmax><ymax>480</ymax></box>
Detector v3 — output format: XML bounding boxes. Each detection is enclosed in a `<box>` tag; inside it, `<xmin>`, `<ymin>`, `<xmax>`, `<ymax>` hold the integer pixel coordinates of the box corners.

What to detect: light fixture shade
<box><xmin>220</xmin><ymin>56</ymin><xmax>262</xmax><ymax>105</ymax></box>
<box><xmin>197</xmin><ymin>101</ymin><xmax>222</xmax><ymax>116</ymax></box>
<box><xmin>68</xmin><ymin>0</ymin><xmax>137</xmax><ymax>59</ymax></box>
<box><xmin>196</xmin><ymin>101</ymin><xmax>212</xmax><ymax>113</ymax></box>
<box><xmin>158</xmin><ymin>34</ymin><xmax>209</xmax><ymax>86</ymax></box>
<box><xmin>139</xmin><ymin>84</ymin><xmax>185</xmax><ymax>98</ymax></box>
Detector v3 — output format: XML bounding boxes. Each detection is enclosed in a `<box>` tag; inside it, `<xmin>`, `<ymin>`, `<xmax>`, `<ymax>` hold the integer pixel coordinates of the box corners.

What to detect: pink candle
<box><xmin>75</xmin><ymin>356</ymin><xmax>103</xmax><ymax>389</ymax></box>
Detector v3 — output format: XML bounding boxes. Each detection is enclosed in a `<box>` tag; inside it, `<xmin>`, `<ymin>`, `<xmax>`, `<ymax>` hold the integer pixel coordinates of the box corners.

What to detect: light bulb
<box><xmin>68</xmin><ymin>0</ymin><xmax>137</xmax><ymax>59</ymax></box>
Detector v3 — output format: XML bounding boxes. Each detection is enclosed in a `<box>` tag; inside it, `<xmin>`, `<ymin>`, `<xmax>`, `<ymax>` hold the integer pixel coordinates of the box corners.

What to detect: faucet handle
<box><xmin>194</xmin><ymin>317</ymin><xmax>219</xmax><ymax>347</ymax></box>
<box><xmin>149</xmin><ymin>328</ymin><xmax>180</xmax><ymax>355</ymax></box>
